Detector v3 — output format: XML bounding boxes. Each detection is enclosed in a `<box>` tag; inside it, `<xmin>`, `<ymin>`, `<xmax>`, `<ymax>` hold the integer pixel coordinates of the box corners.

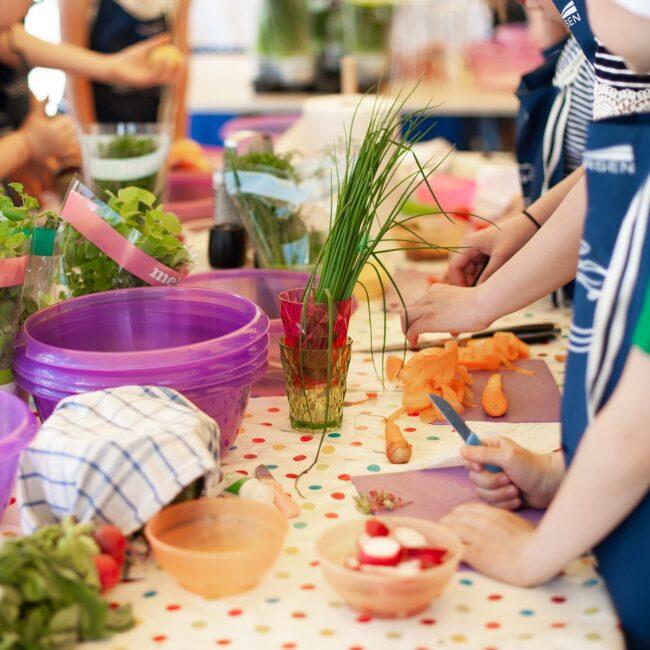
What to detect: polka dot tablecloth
<box><xmin>1</xmin><ymin>296</ymin><xmax>624</xmax><ymax>650</ymax></box>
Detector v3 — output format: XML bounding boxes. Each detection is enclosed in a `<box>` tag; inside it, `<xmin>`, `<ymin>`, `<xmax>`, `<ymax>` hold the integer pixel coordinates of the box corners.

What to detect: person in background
<box><xmin>60</xmin><ymin>0</ymin><xmax>190</xmax><ymax>137</ymax></box>
<box><xmin>447</xmin><ymin>0</ymin><xmax>595</xmax><ymax>290</ymax></box>
<box><xmin>403</xmin><ymin>0</ymin><xmax>649</xmax><ymax>645</ymax></box>
<box><xmin>0</xmin><ymin>0</ymin><xmax>183</xmax><ymax>187</ymax></box>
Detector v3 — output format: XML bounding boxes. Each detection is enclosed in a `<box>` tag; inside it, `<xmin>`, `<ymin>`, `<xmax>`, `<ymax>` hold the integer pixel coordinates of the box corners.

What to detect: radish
<box><xmin>93</xmin><ymin>525</ymin><xmax>127</xmax><ymax>565</ymax></box>
<box><xmin>359</xmin><ymin>559</ymin><xmax>421</xmax><ymax>577</ymax></box>
<box><xmin>357</xmin><ymin>536</ymin><xmax>402</xmax><ymax>566</ymax></box>
<box><xmin>393</xmin><ymin>525</ymin><xmax>428</xmax><ymax>549</ymax></box>
<box><xmin>95</xmin><ymin>553</ymin><xmax>121</xmax><ymax>591</ymax></box>
<box><xmin>410</xmin><ymin>547</ymin><xmax>447</xmax><ymax>569</ymax></box>
<box><xmin>345</xmin><ymin>556</ymin><xmax>361</xmax><ymax>571</ymax></box>
<box><xmin>365</xmin><ymin>519</ymin><xmax>389</xmax><ymax>537</ymax></box>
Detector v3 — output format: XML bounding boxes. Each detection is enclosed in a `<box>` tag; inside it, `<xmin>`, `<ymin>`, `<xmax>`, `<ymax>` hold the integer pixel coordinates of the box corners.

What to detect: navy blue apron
<box><xmin>551</xmin><ymin>0</ymin><xmax>596</xmax><ymax>62</ymax></box>
<box><xmin>563</xmin><ymin>114</ymin><xmax>650</xmax><ymax>650</ymax></box>
<box><xmin>90</xmin><ymin>0</ymin><xmax>167</xmax><ymax>123</ymax></box>
<box><xmin>515</xmin><ymin>39</ymin><xmax>567</xmax><ymax>205</ymax></box>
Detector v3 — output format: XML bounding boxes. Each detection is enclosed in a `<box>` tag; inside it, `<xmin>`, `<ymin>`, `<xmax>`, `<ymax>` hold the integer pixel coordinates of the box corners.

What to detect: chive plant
<box><xmin>293</xmin><ymin>88</ymin><xmax>463</xmax><ymax>493</ymax></box>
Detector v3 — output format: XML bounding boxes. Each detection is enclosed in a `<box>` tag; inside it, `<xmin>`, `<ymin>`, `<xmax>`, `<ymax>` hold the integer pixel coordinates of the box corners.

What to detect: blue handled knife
<box><xmin>429</xmin><ymin>393</ymin><xmax>501</xmax><ymax>473</ymax></box>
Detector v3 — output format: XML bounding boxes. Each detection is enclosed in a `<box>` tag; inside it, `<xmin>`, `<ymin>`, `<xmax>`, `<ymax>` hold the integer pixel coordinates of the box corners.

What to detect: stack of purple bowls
<box><xmin>13</xmin><ymin>287</ymin><xmax>269</xmax><ymax>455</ymax></box>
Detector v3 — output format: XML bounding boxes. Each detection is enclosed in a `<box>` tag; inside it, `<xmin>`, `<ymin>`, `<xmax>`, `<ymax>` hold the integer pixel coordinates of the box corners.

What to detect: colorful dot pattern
<box><xmin>1</xmin><ymin>297</ymin><xmax>622</xmax><ymax>649</ymax></box>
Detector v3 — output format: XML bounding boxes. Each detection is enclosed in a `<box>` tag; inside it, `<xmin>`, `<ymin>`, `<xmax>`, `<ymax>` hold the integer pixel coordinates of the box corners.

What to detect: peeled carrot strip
<box><xmin>442</xmin><ymin>384</ymin><xmax>464</xmax><ymax>413</ymax></box>
<box><xmin>481</xmin><ymin>373</ymin><xmax>508</xmax><ymax>417</ymax></box>
<box><xmin>419</xmin><ymin>407</ymin><xmax>439</xmax><ymax>424</ymax></box>
<box><xmin>385</xmin><ymin>421</ymin><xmax>412</xmax><ymax>464</ymax></box>
<box><xmin>386</xmin><ymin>356</ymin><xmax>403</xmax><ymax>382</ymax></box>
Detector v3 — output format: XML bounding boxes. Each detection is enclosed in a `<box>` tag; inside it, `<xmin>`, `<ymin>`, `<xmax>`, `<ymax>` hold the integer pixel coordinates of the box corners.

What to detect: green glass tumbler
<box><xmin>280</xmin><ymin>338</ymin><xmax>352</xmax><ymax>432</ymax></box>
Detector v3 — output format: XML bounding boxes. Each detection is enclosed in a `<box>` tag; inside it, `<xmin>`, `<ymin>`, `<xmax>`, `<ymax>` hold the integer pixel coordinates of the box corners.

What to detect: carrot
<box><xmin>385</xmin><ymin>421</ymin><xmax>412</xmax><ymax>464</ymax></box>
<box><xmin>442</xmin><ymin>384</ymin><xmax>464</xmax><ymax>413</ymax></box>
<box><xmin>481</xmin><ymin>373</ymin><xmax>508</xmax><ymax>417</ymax></box>
<box><xmin>419</xmin><ymin>407</ymin><xmax>439</xmax><ymax>424</ymax></box>
<box><xmin>386</xmin><ymin>355</ymin><xmax>403</xmax><ymax>382</ymax></box>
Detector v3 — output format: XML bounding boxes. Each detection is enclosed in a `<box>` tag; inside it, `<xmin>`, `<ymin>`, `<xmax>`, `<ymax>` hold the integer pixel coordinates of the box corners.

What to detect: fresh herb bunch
<box><xmin>226</xmin><ymin>149</ymin><xmax>318</xmax><ymax>269</ymax></box>
<box><xmin>342</xmin><ymin>0</ymin><xmax>392</xmax><ymax>55</ymax></box>
<box><xmin>0</xmin><ymin>517</ymin><xmax>133</xmax><ymax>649</ymax></box>
<box><xmin>258</xmin><ymin>0</ymin><xmax>313</xmax><ymax>58</ymax></box>
<box><xmin>93</xmin><ymin>134</ymin><xmax>159</xmax><ymax>198</ymax></box>
<box><xmin>0</xmin><ymin>183</ymin><xmax>37</xmax><ymax>375</ymax></box>
<box><xmin>60</xmin><ymin>186</ymin><xmax>190</xmax><ymax>297</ymax></box>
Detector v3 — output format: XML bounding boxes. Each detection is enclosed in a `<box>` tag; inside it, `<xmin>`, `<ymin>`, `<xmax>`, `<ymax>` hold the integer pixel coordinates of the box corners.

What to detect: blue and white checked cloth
<box><xmin>18</xmin><ymin>386</ymin><xmax>221</xmax><ymax>535</ymax></box>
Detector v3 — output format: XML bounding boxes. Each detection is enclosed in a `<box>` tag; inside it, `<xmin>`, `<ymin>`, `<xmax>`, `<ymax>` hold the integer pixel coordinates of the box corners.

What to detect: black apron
<box><xmin>90</xmin><ymin>0</ymin><xmax>167</xmax><ymax>123</ymax></box>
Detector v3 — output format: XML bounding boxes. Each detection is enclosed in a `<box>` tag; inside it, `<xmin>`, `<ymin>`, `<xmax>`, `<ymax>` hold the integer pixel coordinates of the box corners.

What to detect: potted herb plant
<box><xmin>255</xmin><ymin>0</ymin><xmax>316</xmax><ymax>90</ymax></box>
<box><xmin>0</xmin><ymin>184</ymin><xmax>36</xmax><ymax>393</ymax></box>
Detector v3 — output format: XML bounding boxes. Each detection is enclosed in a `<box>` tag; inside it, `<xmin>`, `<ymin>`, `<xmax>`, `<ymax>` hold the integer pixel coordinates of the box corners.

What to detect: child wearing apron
<box><xmin>60</xmin><ymin>0</ymin><xmax>188</xmax><ymax>130</ymax></box>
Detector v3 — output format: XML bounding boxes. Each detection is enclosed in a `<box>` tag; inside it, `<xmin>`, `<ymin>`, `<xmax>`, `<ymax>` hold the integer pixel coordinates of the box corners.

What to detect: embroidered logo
<box><xmin>561</xmin><ymin>1</ymin><xmax>582</xmax><ymax>27</ymax></box>
<box><xmin>583</xmin><ymin>145</ymin><xmax>636</xmax><ymax>175</ymax></box>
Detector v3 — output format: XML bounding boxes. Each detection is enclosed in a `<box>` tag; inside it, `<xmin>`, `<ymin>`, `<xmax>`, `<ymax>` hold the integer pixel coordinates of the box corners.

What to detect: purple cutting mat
<box><xmin>426</xmin><ymin>358</ymin><xmax>561</xmax><ymax>424</ymax></box>
<box><xmin>352</xmin><ymin>466</ymin><xmax>544</xmax><ymax>525</ymax></box>
<box><xmin>385</xmin><ymin>268</ymin><xmax>443</xmax><ymax>312</ymax></box>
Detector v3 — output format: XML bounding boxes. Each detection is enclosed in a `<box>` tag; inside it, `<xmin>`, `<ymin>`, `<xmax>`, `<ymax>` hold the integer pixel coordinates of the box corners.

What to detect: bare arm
<box><xmin>587</xmin><ymin>0</ymin><xmax>650</xmax><ymax>72</ymax></box>
<box><xmin>404</xmin><ymin>171</ymin><xmax>587</xmax><ymax>341</ymax></box>
<box><xmin>59</xmin><ymin>0</ymin><xmax>96</xmax><ymax>128</ymax></box>
<box><xmin>0</xmin><ymin>131</ymin><xmax>32</xmax><ymax>179</ymax></box>
<box><xmin>171</xmin><ymin>0</ymin><xmax>190</xmax><ymax>138</ymax></box>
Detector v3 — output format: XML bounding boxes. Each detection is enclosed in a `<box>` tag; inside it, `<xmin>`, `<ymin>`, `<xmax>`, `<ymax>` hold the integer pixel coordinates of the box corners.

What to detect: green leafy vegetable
<box><xmin>59</xmin><ymin>186</ymin><xmax>190</xmax><ymax>298</ymax></box>
<box><xmin>93</xmin><ymin>134</ymin><xmax>160</xmax><ymax>198</ymax></box>
<box><xmin>0</xmin><ymin>183</ymin><xmax>36</xmax><ymax>376</ymax></box>
<box><xmin>0</xmin><ymin>517</ymin><xmax>133</xmax><ymax>649</ymax></box>
<box><xmin>257</xmin><ymin>0</ymin><xmax>313</xmax><ymax>58</ymax></box>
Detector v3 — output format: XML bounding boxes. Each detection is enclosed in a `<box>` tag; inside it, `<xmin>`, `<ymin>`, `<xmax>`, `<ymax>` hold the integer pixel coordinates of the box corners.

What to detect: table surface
<box><xmin>187</xmin><ymin>54</ymin><xmax>519</xmax><ymax>118</ymax></box>
<box><xmin>0</xmin><ymin>250</ymin><xmax>623</xmax><ymax>649</ymax></box>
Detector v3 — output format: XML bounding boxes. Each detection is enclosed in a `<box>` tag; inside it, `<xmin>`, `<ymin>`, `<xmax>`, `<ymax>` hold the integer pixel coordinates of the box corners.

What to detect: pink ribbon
<box><xmin>0</xmin><ymin>256</ymin><xmax>28</xmax><ymax>288</ymax></box>
<box><xmin>61</xmin><ymin>189</ymin><xmax>185</xmax><ymax>287</ymax></box>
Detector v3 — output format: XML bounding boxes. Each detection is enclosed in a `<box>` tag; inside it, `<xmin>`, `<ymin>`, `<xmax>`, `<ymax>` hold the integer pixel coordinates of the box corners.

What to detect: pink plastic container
<box><xmin>165</xmin><ymin>170</ymin><xmax>214</xmax><ymax>223</ymax></box>
<box><xmin>0</xmin><ymin>393</ymin><xmax>38</xmax><ymax>518</ymax></box>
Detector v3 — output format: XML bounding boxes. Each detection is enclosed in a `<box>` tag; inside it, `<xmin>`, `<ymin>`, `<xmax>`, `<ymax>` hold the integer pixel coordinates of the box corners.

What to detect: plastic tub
<box><xmin>0</xmin><ymin>393</ymin><xmax>38</xmax><ymax>518</ymax></box>
<box><xmin>165</xmin><ymin>170</ymin><xmax>214</xmax><ymax>223</ymax></box>
<box><xmin>13</xmin><ymin>287</ymin><xmax>269</xmax><ymax>454</ymax></box>
<box><xmin>317</xmin><ymin>517</ymin><xmax>462</xmax><ymax>618</ymax></box>
<box><xmin>145</xmin><ymin>498</ymin><xmax>288</xmax><ymax>598</ymax></box>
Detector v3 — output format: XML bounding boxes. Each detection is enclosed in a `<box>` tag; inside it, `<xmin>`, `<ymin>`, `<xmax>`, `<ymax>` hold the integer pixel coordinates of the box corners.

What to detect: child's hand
<box><xmin>447</xmin><ymin>214</ymin><xmax>540</xmax><ymax>287</ymax></box>
<box><xmin>441</xmin><ymin>503</ymin><xmax>544</xmax><ymax>587</ymax></box>
<box><xmin>108</xmin><ymin>34</ymin><xmax>185</xmax><ymax>88</ymax></box>
<box><xmin>22</xmin><ymin>107</ymin><xmax>78</xmax><ymax>163</ymax></box>
<box><xmin>401</xmin><ymin>283</ymin><xmax>492</xmax><ymax>346</ymax></box>
<box><xmin>462</xmin><ymin>436</ymin><xmax>562</xmax><ymax>510</ymax></box>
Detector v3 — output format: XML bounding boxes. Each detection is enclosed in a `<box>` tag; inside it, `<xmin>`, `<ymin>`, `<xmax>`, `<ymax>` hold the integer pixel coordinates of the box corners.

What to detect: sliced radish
<box><xmin>393</xmin><ymin>526</ymin><xmax>428</xmax><ymax>549</ymax></box>
<box><xmin>410</xmin><ymin>547</ymin><xmax>447</xmax><ymax>569</ymax></box>
<box><xmin>359</xmin><ymin>559</ymin><xmax>421</xmax><ymax>577</ymax></box>
<box><xmin>357</xmin><ymin>533</ymin><xmax>372</xmax><ymax>549</ymax></box>
<box><xmin>358</xmin><ymin>536</ymin><xmax>403</xmax><ymax>566</ymax></box>
<box><xmin>365</xmin><ymin>519</ymin><xmax>389</xmax><ymax>537</ymax></box>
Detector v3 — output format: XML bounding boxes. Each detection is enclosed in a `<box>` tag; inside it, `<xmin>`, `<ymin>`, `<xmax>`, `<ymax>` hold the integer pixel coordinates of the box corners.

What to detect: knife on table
<box><xmin>359</xmin><ymin>322</ymin><xmax>560</xmax><ymax>353</ymax></box>
<box><xmin>255</xmin><ymin>464</ymin><xmax>301</xmax><ymax>519</ymax></box>
<box><xmin>429</xmin><ymin>394</ymin><xmax>502</xmax><ymax>474</ymax></box>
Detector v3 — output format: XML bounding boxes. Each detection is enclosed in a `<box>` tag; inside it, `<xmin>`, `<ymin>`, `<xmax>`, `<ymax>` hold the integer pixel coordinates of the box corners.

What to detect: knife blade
<box><xmin>359</xmin><ymin>322</ymin><xmax>560</xmax><ymax>353</ymax></box>
<box><xmin>429</xmin><ymin>394</ymin><xmax>501</xmax><ymax>473</ymax></box>
<box><xmin>255</xmin><ymin>464</ymin><xmax>301</xmax><ymax>519</ymax></box>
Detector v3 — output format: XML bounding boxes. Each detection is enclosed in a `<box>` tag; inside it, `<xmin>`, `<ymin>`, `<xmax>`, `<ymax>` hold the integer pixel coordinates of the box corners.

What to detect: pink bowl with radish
<box><xmin>316</xmin><ymin>517</ymin><xmax>462</xmax><ymax>618</ymax></box>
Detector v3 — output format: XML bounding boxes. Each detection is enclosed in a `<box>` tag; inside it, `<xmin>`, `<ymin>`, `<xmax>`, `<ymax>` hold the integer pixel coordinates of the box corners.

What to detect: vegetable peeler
<box><xmin>429</xmin><ymin>394</ymin><xmax>501</xmax><ymax>473</ymax></box>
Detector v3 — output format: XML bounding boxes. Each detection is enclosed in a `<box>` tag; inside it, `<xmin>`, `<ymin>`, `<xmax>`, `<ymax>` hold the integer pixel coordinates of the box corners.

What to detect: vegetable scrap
<box><xmin>344</xmin><ymin>519</ymin><xmax>447</xmax><ymax>576</ymax></box>
<box><xmin>353</xmin><ymin>490</ymin><xmax>412</xmax><ymax>515</ymax></box>
<box><xmin>0</xmin><ymin>517</ymin><xmax>132</xmax><ymax>649</ymax></box>
<box><xmin>481</xmin><ymin>373</ymin><xmax>508</xmax><ymax>417</ymax></box>
<box><xmin>458</xmin><ymin>331</ymin><xmax>531</xmax><ymax>372</ymax></box>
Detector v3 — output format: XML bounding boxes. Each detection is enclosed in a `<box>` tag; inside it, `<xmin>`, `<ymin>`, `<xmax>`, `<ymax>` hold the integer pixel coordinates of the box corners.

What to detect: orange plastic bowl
<box><xmin>145</xmin><ymin>498</ymin><xmax>288</xmax><ymax>598</ymax></box>
<box><xmin>316</xmin><ymin>516</ymin><xmax>462</xmax><ymax>618</ymax></box>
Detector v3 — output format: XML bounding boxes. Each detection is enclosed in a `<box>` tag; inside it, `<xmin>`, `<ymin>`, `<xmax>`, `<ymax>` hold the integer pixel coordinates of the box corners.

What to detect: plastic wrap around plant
<box><xmin>56</xmin><ymin>178</ymin><xmax>191</xmax><ymax>299</ymax></box>
<box><xmin>80</xmin><ymin>123</ymin><xmax>171</xmax><ymax>200</ymax></box>
<box><xmin>225</xmin><ymin>151</ymin><xmax>328</xmax><ymax>270</ymax></box>
<box><xmin>0</xmin><ymin>184</ymin><xmax>36</xmax><ymax>388</ymax></box>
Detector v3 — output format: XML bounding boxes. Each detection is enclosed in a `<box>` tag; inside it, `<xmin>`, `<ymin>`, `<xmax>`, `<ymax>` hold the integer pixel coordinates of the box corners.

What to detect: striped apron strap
<box><xmin>541</xmin><ymin>50</ymin><xmax>586</xmax><ymax>193</ymax></box>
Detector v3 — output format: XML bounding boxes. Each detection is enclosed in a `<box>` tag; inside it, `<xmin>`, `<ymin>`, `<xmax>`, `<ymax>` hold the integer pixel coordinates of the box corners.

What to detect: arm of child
<box><xmin>587</xmin><ymin>0</ymin><xmax>650</xmax><ymax>72</ymax></box>
<box><xmin>170</xmin><ymin>0</ymin><xmax>190</xmax><ymax>139</ymax></box>
<box><xmin>442</xmin><ymin>347</ymin><xmax>650</xmax><ymax>587</ymax></box>
<box><xmin>448</xmin><ymin>166</ymin><xmax>585</xmax><ymax>287</ymax></box>
<box><xmin>59</xmin><ymin>0</ymin><xmax>96</xmax><ymax>128</ymax></box>
<box><xmin>0</xmin><ymin>25</ymin><xmax>179</xmax><ymax>88</ymax></box>
<box><xmin>402</xmin><ymin>171</ymin><xmax>587</xmax><ymax>342</ymax></box>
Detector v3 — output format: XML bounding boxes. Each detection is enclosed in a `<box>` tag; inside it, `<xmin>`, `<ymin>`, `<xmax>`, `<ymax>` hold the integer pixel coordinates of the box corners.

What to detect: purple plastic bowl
<box><xmin>0</xmin><ymin>393</ymin><xmax>38</xmax><ymax>519</ymax></box>
<box><xmin>13</xmin><ymin>287</ymin><xmax>270</xmax><ymax>455</ymax></box>
<box><xmin>17</xmin><ymin>287</ymin><xmax>269</xmax><ymax>371</ymax></box>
